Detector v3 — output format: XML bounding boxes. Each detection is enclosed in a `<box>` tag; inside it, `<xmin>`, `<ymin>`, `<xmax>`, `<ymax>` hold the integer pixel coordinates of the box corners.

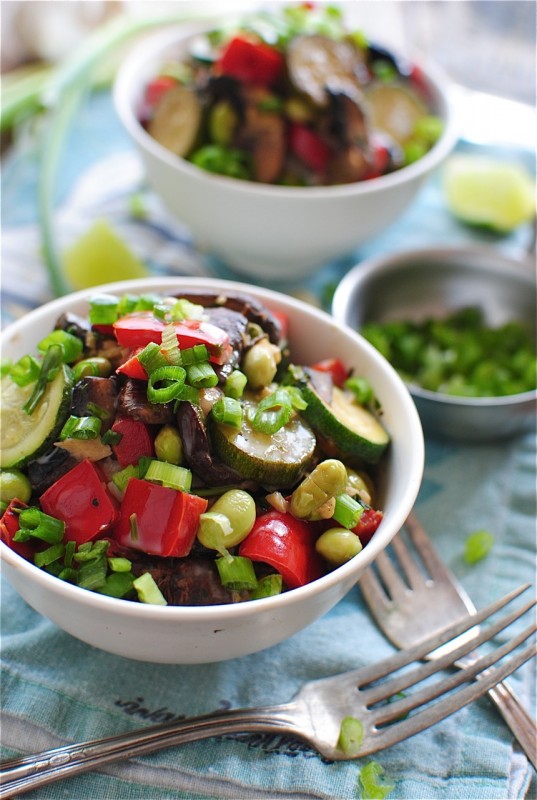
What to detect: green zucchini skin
<box><xmin>211</xmin><ymin>398</ymin><xmax>316</xmax><ymax>488</ymax></box>
<box><xmin>291</xmin><ymin>368</ymin><xmax>390</xmax><ymax>465</ymax></box>
<box><xmin>0</xmin><ymin>365</ymin><xmax>74</xmax><ymax>469</ymax></box>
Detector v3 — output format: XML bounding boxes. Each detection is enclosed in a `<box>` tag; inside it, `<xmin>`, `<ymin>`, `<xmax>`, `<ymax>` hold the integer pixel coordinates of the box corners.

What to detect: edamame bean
<box><xmin>346</xmin><ymin>468</ymin><xmax>374</xmax><ymax>506</ymax></box>
<box><xmin>315</xmin><ymin>527</ymin><xmax>362</xmax><ymax>566</ymax></box>
<box><xmin>0</xmin><ymin>468</ymin><xmax>32</xmax><ymax>504</ymax></box>
<box><xmin>155</xmin><ymin>425</ymin><xmax>183</xmax><ymax>464</ymax></box>
<box><xmin>242</xmin><ymin>339</ymin><xmax>281</xmax><ymax>389</ymax></box>
<box><xmin>289</xmin><ymin>459</ymin><xmax>348</xmax><ymax>519</ymax></box>
<box><xmin>198</xmin><ymin>489</ymin><xmax>256</xmax><ymax>551</ymax></box>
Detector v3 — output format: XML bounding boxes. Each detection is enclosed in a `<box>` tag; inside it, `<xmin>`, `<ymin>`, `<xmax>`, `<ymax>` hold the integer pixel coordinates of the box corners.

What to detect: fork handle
<box><xmin>0</xmin><ymin>703</ymin><xmax>300</xmax><ymax>799</ymax></box>
<box><xmin>485</xmin><ymin>680</ymin><xmax>537</xmax><ymax>770</ymax></box>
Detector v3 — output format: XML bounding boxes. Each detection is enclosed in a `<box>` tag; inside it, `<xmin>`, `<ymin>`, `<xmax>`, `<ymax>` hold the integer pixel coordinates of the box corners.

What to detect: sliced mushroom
<box><xmin>287</xmin><ymin>35</ymin><xmax>368</xmax><ymax>107</ymax></box>
<box><xmin>234</xmin><ymin>85</ymin><xmax>286</xmax><ymax>184</ymax></box>
<box><xmin>27</xmin><ymin>447</ymin><xmax>78</xmax><ymax>496</ymax></box>
<box><xmin>117</xmin><ymin>378</ymin><xmax>174</xmax><ymax>425</ymax></box>
<box><xmin>176</xmin><ymin>401</ymin><xmax>251</xmax><ymax>486</ymax></box>
<box><xmin>71</xmin><ymin>376</ymin><xmax>119</xmax><ymax>433</ymax></box>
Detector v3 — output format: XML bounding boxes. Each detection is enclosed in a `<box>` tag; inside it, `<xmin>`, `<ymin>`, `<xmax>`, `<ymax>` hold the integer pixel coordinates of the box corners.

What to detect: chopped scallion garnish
<box><xmin>133</xmin><ymin>572</ymin><xmax>167</xmax><ymax>605</ymax></box>
<box><xmin>60</xmin><ymin>415</ymin><xmax>102</xmax><ymax>440</ymax></box>
<box><xmin>88</xmin><ymin>294</ymin><xmax>119</xmax><ymax>326</ymax></box>
<box><xmin>147</xmin><ymin>365</ymin><xmax>187</xmax><ymax>403</ymax></box>
<box><xmin>337</xmin><ymin>715</ymin><xmax>364</xmax><ymax>756</ymax></box>
<box><xmin>464</xmin><ymin>529</ymin><xmax>494</xmax><ymax>564</ymax></box>
<box><xmin>332</xmin><ymin>494</ymin><xmax>364</xmax><ymax>529</ymax></box>
<box><xmin>186</xmin><ymin>361</ymin><xmax>218</xmax><ymax>388</ymax></box>
<box><xmin>137</xmin><ymin>342</ymin><xmax>168</xmax><ymax>375</ymax></box>
<box><xmin>211</xmin><ymin>396</ymin><xmax>243</xmax><ymax>428</ymax></box>
<box><xmin>14</xmin><ymin>508</ymin><xmax>65</xmax><ymax>544</ymax></box>
<box><xmin>251</xmin><ymin>574</ymin><xmax>283</xmax><ymax>599</ymax></box>
<box><xmin>9</xmin><ymin>355</ymin><xmax>41</xmax><ymax>387</ymax></box>
<box><xmin>37</xmin><ymin>329</ymin><xmax>83</xmax><ymax>364</ymax></box>
<box><xmin>358</xmin><ymin>761</ymin><xmax>395</xmax><ymax>799</ymax></box>
<box><xmin>112</xmin><ymin>464</ymin><xmax>139</xmax><ymax>492</ymax></box>
<box><xmin>224</xmin><ymin>370</ymin><xmax>247</xmax><ymax>399</ymax></box>
<box><xmin>216</xmin><ymin>555</ymin><xmax>258</xmax><ymax>591</ymax></box>
<box><xmin>144</xmin><ymin>460</ymin><xmax>192</xmax><ymax>491</ymax></box>
<box><xmin>34</xmin><ymin>543</ymin><xmax>65</xmax><ymax>568</ymax></box>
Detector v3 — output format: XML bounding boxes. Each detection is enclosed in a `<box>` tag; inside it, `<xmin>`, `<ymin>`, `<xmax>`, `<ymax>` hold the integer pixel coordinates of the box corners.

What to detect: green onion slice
<box><xmin>251</xmin><ymin>387</ymin><xmax>305</xmax><ymax>434</ymax></box>
<box><xmin>338</xmin><ymin>715</ymin><xmax>364</xmax><ymax>756</ymax></box>
<box><xmin>9</xmin><ymin>355</ymin><xmax>41</xmax><ymax>387</ymax></box>
<box><xmin>216</xmin><ymin>555</ymin><xmax>258</xmax><ymax>591</ymax></box>
<box><xmin>332</xmin><ymin>494</ymin><xmax>365</xmax><ymax>529</ymax></box>
<box><xmin>160</xmin><ymin>324</ymin><xmax>182</xmax><ymax>366</ymax></box>
<box><xmin>14</xmin><ymin>508</ymin><xmax>65</xmax><ymax>544</ymax></box>
<box><xmin>211</xmin><ymin>396</ymin><xmax>243</xmax><ymax>428</ymax></box>
<box><xmin>144</xmin><ymin>460</ymin><xmax>192</xmax><ymax>491</ymax></box>
<box><xmin>464</xmin><ymin>529</ymin><xmax>495</xmax><ymax>564</ymax></box>
<box><xmin>38</xmin><ymin>329</ymin><xmax>83</xmax><ymax>364</ymax></box>
<box><xmin>251</xmin><ymin>574</ymin><xmax>283</xmax><ymax>599</ymax></box>
<box><xmin>358</xmin><ymin>761</ymin><xmax>395</xmax><ymax>799</ymax></box>
<box><xmin>133</xmin><ymin>572</ymin><xmax>167</xmax><ymax>605</ymax></box>
<box><xmin>34</xmin><ymin>543</ymin><xmax>65</xmax><ymax>568</ymax></box>
<box><xmin>186</xmin><ymin>362</ymin><xmax>218</xmax><ymax>388</ymax></box>
<box><xmin>60</xmin><ymin>415</ymin><xmax>102</xmax><ymax>440</ymax></box>
<box><xmin>137</xmin><ymin>342</ymin><xmax>168</xmax><ymax>375</ymax></box>
<box><xmin>147</xmin><ymin>365</ymin><xmax>186</xmax><ymax>403</ymax></box>
<box><xmin>88</xmin><ymin>294</ymin><xmax>119</xmax><ymax>325</ymax></box>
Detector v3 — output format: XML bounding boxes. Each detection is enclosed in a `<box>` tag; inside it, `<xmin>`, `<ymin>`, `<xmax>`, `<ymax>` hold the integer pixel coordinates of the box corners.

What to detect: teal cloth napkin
<box><xmin>1</xmin><ymin>90</ymin><xmax>536</xmax><ymax>799</ymax></box>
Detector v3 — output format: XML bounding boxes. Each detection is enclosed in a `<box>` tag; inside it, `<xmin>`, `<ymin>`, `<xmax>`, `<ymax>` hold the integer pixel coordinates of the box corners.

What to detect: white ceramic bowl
<box><xmin>113</xmin><ymin>25</ymin><xmax>457</xmax><ymax>280</ymax></box>
<box><xmin>1</xmin><ymin>278</ymin><xmax>424</xmax><ymax>663</ymax></box>
<box><xmin>332</xmin><ymin>246</ymin><xmax>537</xmax><ymax>442</ymax></box>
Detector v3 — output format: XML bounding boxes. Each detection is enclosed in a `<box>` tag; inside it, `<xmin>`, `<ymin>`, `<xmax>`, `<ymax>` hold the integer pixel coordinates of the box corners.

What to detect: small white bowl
<box><xmin>332</xmin><ymin>246</ymin><xmax>537</xmax><ymax>442</ymax></box>
<box><xmin>113</xmin><ymin>25</ymin><xmax>457</xmax><ymax>281</ymax></box>
<box><xmin>0</xmin><ymin>278</ymin><xmax>423</xmax><ymax>663</ymax></box>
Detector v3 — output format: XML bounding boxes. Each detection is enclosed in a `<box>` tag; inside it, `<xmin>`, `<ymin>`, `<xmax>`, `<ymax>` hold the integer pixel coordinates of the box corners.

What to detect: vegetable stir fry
<box><xmin>140</xmin><ymin>4</ymin><xmax>443</xmax><ymax>186</ymax></box>
<box><xmin>1</xmin><ymin>290</ymin><xmax>389</xmax><ymax>606</ymax></box>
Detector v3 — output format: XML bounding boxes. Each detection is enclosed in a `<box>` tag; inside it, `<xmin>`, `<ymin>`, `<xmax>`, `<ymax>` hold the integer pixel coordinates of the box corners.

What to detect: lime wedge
<box><xmin>64</xmin><ymin>220</ymin><xmax>148</xmax><ymax>290</ymax></box>
<box><xmin>443</xmin><ymin>154</ymin><xmax>536</xmax><ymax>232</ymax></box>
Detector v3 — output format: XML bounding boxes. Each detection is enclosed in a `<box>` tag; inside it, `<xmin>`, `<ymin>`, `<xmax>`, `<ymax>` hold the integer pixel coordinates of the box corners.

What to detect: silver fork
<box><xmin>1</xmin><ymin>586</ymin><xmax>536</xmax><ymax>799</ymax></box>
<box><xmin>360</xmin><ymin>512</ymin><xmax>537</xmax><ymax>769</ymax></box>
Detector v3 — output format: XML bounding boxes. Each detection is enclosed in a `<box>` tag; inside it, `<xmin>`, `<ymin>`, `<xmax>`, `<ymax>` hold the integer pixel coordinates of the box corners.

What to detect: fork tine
<box><xmin>404</xmin><ymin>512</ymin><xmax>465</xmax><ymax>586</ymax></box>
<box><xmin>349</xmin><ymin>583</ymin><xmax>531</xmax><ymax>685</ymax></box>
<box><xmin>390</xmin><ymin>531</ymin><xmax>430</xmax><ymax>589</ymax></box>
<box><xmin>364</xmin><ymin>641</ymin><xmax>537</xmax><ymax>755</ymax></box>
<box><xmin>370</xmin><ymin>617</ymin><xmax>537</xmax><ymax>723</ymax></box>
<box><xmin>371</xmin><ymin>550</ymin><xmax>410</xmax><ymax>601</ymax></box>
<box><xmin>359</xmin><ymin>566</ymin><xmax>390</xmax><ymax>609</ymax></box>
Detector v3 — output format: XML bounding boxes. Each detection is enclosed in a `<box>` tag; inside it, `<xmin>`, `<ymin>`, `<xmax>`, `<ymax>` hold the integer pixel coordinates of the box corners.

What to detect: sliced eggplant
<box><xmin>176</xmin><ymin>401</ymin><xmax>247</xmax><ymax>486</ymax></box>
<box><xmin>27</xmin><ymin>446</ymin><xmax>78</xmax><ymax>496</ymax></box>
<box><xmin>148</xmin><ymin>84</ymin><xmax>202</xmax><ymax>157</ymax></box>
<box><xmin>287</xmin><ymin>34</ymin><xmax>367</xmax><ymax>107</ymax></box>
<box><xmin>71</xmin><ymin>376</ymin><xmax>118</xmax><ymax>432</ymax></box>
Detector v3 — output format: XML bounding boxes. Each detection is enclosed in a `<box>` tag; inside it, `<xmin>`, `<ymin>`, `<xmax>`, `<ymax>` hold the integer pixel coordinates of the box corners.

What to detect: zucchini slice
<box><xmin>211</xmin><ymin>398</ymin><xmax>316</xmax><ymax>488</ymax></box>
<box><xmin>0</xmin><ymin>366</ymin><xmax>74</xmax><ymax>468</ymax></box>
<box><xmin>297</xmin><ymin>376</ymin><xmax>390</xmax><ymax>465</ymax></box>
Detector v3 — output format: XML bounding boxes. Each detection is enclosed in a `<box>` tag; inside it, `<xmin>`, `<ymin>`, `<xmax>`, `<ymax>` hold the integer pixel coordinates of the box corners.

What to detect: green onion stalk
<box><xmin>2</xmin><ymin>9</ymin><xmax>224</xmax><ymax>298</ymax></box>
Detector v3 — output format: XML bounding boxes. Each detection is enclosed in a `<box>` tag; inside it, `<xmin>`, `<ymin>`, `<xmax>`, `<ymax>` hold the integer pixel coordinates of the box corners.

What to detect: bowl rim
<box><xmin>113</xmin><ymin>20</ymin><xmax>459</xmax><ymax>199</ymax></box>
<box><xmin>332</xmin><ymin>243</ymin><xmax>537</xmax><ymax>407</ymax></box>
<box><xmin>1</xmin><ymin>276</ymin><xmax>424</xmax><ymax>621</ymax></box>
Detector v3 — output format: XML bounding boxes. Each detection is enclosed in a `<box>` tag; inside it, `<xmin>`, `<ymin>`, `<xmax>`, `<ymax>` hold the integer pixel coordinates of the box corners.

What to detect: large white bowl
<box><xmin>113</xmin><ymin>25</ymin><xmax>458</xmax><ymax>280</ymax></box>
<box><xmin>1</xmin><ymin>278</ymin><xmax>424</xmax><ymax>663</ymax></box>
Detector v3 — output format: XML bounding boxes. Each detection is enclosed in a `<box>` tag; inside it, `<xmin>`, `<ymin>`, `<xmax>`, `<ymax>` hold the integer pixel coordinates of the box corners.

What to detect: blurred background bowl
<box><xmin>113</xmin><ymin>24</ymin><xmax>458</xmax><ymax>281</ymax></box>
<box><xmin>0</xmin><ymin>277</ymin><xmax>424</xmax><ymax>664</ymax></box>
<box><xmin>332</xmin><ymin>245</ymin><xmax>537</xmax><ymax>442</ymax></box>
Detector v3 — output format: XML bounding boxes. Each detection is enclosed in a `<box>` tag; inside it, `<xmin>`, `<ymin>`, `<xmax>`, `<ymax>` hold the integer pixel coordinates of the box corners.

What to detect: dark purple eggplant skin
<box><xmin>117</xmin><ymin>378</ymin><xmax>174</xmax><ymax>425</ymax></box>
<box><xmin>172</xmin><ymin>290</ymin><xmax>284</xmax><ymax>345</ymax></box>
<box><xmin>176</xmin><ymin>401</ymin><xmax>249</xmax><ymax>486</ymax></box>
<box><xmin>54</xmin><ymin>312</ymin><xmax>91</xmax><ymax>342</ymax></box>
<box><xmin>134</xmin><ymin>557</ymin><xmax>247</xmax><ymax>605</ymax></box>
<box><xmin>71</xmin><ymin>376</ymin><xmax>119</xmax><ymax>433</ymax></box>
<box><xmin>27</xmin><ymin>447</ymin><xmax>78</xmax><ymax>496</ymax></box>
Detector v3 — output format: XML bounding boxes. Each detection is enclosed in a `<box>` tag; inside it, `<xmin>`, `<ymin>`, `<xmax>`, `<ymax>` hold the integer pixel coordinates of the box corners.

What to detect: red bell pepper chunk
<box><xmin>144</xmin><ymin>75</ymin><xmax>178</xmax><ymax>108</ymax></box>
<box><xmin>111</xmin><ymin>416</ymin><xmax>155</xmax><ymax>468</ymax></box>
<box><xmin>289</xmin><ymin>123</ymin><xmax>331</xmax><ymax>173</ymax></box>
<box><xmin>352</xmin><ymin>508</ymin><xmax>383</xmax><ymax>546</ymax></box>
<box><xmin>113</xmin><ymin>312</ymin><xmax>232</xmax><ymax>365</ymax></box>
<box><xmin>113</xmin><ymin>478</ymin><xmax>208</xmax><ymax>557</ymax></box>
<box><xmin>216</xmin><ymin>35</ymin><xmax>284</xmax><ymax>86</ymax></box>
<box><xmin>310</xmin><ymin>358</ymin><xmax>349</xmax><ymax>388</ymax></box>
<box><xmin>239</xmin><ymin>510</ymin><xmax>324</xmax><ymax>589</ymax></box>
<box><xmin>116</xmin><ymin>348</ymin><xmax>148</xmax><ymax>380</ymax></box>
<box><xmin>0</xmin><ymin>499</ymin><xmax>35</xmax><ymax>560</ymax></box>
<box><xmin>40</xmin><ymin>460</ymin><xmax>118</xmax><ymax>546</ymax></box>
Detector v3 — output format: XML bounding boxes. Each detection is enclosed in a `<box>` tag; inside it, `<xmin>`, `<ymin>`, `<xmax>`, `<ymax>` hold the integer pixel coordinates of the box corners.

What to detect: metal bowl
<box><xmin>332</xmin><ymin>245</ymin><xmax>537</xmax><ymax>442</ymax></box>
